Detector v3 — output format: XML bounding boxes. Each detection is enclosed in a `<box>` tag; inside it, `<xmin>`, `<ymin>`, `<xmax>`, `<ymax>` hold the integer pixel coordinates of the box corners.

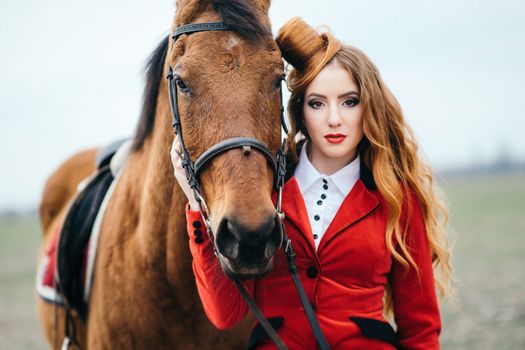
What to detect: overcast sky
<box><xmin>1</xmin><ymin>0</ymin><xmax>524</xmax><ymax>210</ymax></box>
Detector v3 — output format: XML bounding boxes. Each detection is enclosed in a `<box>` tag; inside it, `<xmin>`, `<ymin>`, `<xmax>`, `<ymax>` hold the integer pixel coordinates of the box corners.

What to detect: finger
<box><xmin>170</xmin><ymin>145</ymin><xmax>183</xmax><ymax>162</ymax></box>
<box><xmin>174</xmin><ymin>148</ymin><xmax>184</xmax><ymax>160</ymax></box>
<box><xmin>173</xmin><ymin>137</ymin><xmax>182</xmax><ymax>152</ymax></box>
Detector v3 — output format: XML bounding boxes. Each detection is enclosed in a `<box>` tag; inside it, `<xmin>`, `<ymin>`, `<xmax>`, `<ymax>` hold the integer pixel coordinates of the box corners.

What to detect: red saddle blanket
<box><xmin>36</xmin><ymin>227</ymin><xmax>90</xmax><ymax>304</ymax></box>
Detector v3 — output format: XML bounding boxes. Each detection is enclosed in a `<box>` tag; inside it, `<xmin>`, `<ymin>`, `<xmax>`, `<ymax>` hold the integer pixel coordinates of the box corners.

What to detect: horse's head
<box><xmin>167</xmin><ymin>0</ymin><xmax>284</xmax><ymax>279</ymax></box>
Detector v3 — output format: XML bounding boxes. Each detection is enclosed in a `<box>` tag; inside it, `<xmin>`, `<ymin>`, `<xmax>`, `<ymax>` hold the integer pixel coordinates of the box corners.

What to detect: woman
<box><xmin>171</xmin><ymin>17</ymin><xmax>452</xmax><ymax>350</ymax></box>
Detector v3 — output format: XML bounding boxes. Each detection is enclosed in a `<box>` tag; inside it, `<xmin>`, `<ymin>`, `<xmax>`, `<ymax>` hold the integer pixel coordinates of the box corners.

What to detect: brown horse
<box><xmin>37</xmin><ymin>0</ymin><xmax>285</xmax><ymax>348</ymax></box>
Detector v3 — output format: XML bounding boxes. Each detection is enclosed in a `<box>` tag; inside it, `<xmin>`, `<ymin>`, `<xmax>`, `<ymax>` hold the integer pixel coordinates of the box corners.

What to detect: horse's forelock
<box><xmin>176</xmin><ymin>0</ymin><xmax>271</xmax><ymax>42</ymax></box>
<box><xmin>133</xmin><ymin>0</ymin><xmax>272</xmax><ymax>152</ymax></box>
<box><xmin>213</xmin><ymin>0</ymin><xmax>271</xmax><ymax>42</ymax></box>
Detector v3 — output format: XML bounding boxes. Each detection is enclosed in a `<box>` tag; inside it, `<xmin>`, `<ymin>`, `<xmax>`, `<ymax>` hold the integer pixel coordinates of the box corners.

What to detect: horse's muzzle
<box><xmin>215</xmin><ymin>213</ymin><xmax>282</xmax><ymax>279</ymax></box>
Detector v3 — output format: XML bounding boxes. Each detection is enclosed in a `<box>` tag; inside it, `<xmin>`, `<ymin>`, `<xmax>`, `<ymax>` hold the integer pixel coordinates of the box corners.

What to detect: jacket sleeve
<box><xmin>185</xmin><ymin>205</ymin><xmax>254</xmax><ymax>329</ymax></box>
<box><xmin>389</xmin><ymin>190</ymin><xmax>441</xmax><ymax>350</ymax></box>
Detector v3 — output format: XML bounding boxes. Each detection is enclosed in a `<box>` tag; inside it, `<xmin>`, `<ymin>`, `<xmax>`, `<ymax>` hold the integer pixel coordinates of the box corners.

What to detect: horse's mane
<box><xmin>132</xmin><ymin>0</ymin><xmax>270</xmax><ymax>151</ymax></box>
<box><xmin>132</xmin><ymin>35</ymin><xmax>169</xmax><ymax>151</ymax></box>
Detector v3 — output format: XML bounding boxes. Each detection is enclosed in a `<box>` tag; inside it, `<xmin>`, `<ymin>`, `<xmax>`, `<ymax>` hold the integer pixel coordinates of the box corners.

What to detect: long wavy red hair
<box><xmin>276</xmin><ymin>17</ymin><xmax>453</xmax><ymax>314</ymax></box>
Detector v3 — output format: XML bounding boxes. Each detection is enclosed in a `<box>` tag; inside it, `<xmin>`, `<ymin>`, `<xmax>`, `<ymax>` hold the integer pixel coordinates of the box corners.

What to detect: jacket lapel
<box><xmin>279</xmin><ymin>177</ymin><xmax>316</xmax><ymax>251</ymax></box>
<box><xmin>318</xmin><ymin>179</ymin><xmax>379</xmax><ymax>254</ymax></box>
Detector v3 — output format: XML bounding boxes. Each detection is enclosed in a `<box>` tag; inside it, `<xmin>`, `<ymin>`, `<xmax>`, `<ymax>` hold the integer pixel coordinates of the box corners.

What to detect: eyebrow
<box><xmin>307</xmin><ymin>91</ymin><xmax>360</xmax><ymax>99</ymax></box>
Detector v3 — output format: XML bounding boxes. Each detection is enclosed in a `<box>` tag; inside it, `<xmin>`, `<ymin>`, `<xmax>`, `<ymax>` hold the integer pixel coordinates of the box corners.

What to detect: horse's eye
<box><xmin>175</xmin><ymin>78</ymin><xmax>189</xmax><ymax>93</ymax></box>
<box><xmin>275</xmin><ymin>74</ymin><xmax>286</xmax><ymax>89</ymax></box>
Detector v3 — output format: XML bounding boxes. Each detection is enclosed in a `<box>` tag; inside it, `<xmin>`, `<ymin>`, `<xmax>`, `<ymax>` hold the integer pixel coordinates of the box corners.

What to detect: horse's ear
<box><xmin>254</xmin><ymin>0</ymin><xmax>271</xmax><ymax>15</ymax></box>
<box><xmin>176</xmin><ymin>0</ymin><xmax>202</xmax><ymax>9</ymax></box>
<box><xmin>175</xmin><ymin>0</ymin><xmax>208</xmax><ymax>24</ymax></box>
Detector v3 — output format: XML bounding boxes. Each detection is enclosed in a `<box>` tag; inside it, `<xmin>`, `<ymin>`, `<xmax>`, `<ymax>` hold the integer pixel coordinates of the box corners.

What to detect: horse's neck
<box><xmin>121</xmin><ymin>127</ymin><xmax>194</xmax><ymax>290</ymax></box>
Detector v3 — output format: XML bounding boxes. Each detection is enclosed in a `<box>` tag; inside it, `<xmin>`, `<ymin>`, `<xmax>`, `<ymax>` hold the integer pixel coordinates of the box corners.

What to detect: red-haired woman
<box><xmin>171</xmin><ymin>17</ymin><xmax>452</xmax><ymax>350</ymax></box>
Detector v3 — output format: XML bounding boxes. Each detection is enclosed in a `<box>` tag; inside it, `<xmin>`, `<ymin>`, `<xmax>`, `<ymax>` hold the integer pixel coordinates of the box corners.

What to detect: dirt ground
<box><xmin>1</xmin><ymin>172</ymin><xmax>524</xmax><ymax>349</ymax></box>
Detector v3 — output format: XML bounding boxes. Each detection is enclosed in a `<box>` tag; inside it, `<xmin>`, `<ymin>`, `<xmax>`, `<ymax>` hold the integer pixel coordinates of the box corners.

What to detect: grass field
<box><xmin>439</xmin><ymin>172</ymin><xmax>525</xmax><ymax>349</ymax></box>
<box><xmin>0</xmin><ymin>172</ymin><xmax>524</xmax><ymax>349</ymax></box>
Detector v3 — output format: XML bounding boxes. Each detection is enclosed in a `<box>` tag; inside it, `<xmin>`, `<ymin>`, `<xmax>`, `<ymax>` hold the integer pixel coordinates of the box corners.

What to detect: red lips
<box><xmin>324</xmin><ymin>134</ymin><xmax>346</xmax><ymax>144</ymax></box>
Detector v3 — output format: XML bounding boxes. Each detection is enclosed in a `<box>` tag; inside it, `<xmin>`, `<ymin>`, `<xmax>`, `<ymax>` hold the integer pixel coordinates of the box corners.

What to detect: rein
<box><xmin>168</xmin><ymin>22</ymin><xmax>330</xmax><ymax>350</ymax></box>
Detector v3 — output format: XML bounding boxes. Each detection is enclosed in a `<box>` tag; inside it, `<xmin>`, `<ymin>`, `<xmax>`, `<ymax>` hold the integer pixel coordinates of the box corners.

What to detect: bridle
<box><xmin>167</xmin><ymin>22</ymin><xmax>288</xmax><ymax>230</ymax></box>
<box><xmin>168</xmin><ymin>22</ymin><xmax>330</xmax><ymax>350</ymax></box>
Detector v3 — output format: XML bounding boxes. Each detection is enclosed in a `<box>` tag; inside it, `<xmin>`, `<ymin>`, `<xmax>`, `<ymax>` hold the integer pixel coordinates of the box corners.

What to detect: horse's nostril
<box><xmin>216</xmin><ymin>214</ymin><xmax>282</xmax><ymax>267</ymax></box>
<box><xmin>216</xmin><ymin>218</ymin><xmax>239</xmax><ymax>260</ymax></box>
<box><xmin>264</xmin><ymin>215</ymin><xmax>283</xmax><ymax>259</ymax></box>
<box><xmin>226</xmin><ymin>220</ymin><xmax>242</xmax><ymax>241</ymax></box>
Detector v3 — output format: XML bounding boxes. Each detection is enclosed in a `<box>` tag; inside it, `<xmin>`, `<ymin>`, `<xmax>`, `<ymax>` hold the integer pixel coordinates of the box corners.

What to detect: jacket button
<box><xmin>192</xmin><ymin>221</ymin><xmax>202</xmax><ymax>228</ymax></box>
<box><xmin>194</xmin><ymin>229</ymin><xmax>202</xmax><ymax>237</ymax></box>
<box><xmin>306</xmin><ymin>266</ymin><xmax>318</xmax><ymax>278</ymax></box>
<box><xmin>194</xmin><ymin>236</ymin><xmax>204</xmax><ymax>244</ymax></box>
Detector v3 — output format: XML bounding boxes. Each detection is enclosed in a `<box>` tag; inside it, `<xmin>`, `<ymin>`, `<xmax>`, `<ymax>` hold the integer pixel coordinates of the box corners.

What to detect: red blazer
<box><xmin>186</xmin><ymin>177</ymin><xmax>441</xmax><ymax>350</ymax></box>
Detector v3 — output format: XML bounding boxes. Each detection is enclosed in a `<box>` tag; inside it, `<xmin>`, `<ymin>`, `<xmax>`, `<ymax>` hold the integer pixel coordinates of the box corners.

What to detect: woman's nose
<box><xmin>327</xmin><ymin>105</ymin><xmax>342</xmax><ymax>127</ymax></box>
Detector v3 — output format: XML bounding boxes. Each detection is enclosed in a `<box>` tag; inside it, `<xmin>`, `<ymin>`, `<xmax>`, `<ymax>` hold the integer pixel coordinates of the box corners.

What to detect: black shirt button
<box><xmin>194</xmin><ymin>229</ymin><xmax>202</xmax><ymax>237</ymax></box>
<box><xmin>323</xmin><ymin>184</ymin><xmax>328</xmax><ymax>190</ymax></box>
<box><xmin>322</xmin><ymin>178</ymin><xmax>328</xmax><ymax>184</ymax></box>
<box><xmin>313</xmin><ymin>234</ymin><xmax>318</xmax><ymax>240</ymax></box>
<box><xmin>192</xmin><ymin>221</ymin><xmax>202</xmax><ymax>228</ymax></box>
<box><xmin>314</xmin><ymin>215</ymin><xmax>320</xmax><ymax>221</ymax></box>
<box><xmin>321</xmin><ymin>194</ymin><xmax>327</xmax><ymax>200</ymax></box>
<box><xmin>306</xmin><ymin>266</ymin><xmax>318</xmax><ymax>278</ymax></box>
<box><xmin>317</xmin><ymin>200</ymin><xmax>323</xmax><ymax>205</ymax></box>
<box><xmin>194</xmin><ymin>236</ymin><xmax>204</xmax><ymax>244</ymax></box>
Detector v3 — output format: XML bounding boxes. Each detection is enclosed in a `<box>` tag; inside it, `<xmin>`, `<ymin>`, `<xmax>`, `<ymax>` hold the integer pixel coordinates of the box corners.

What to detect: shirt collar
<box><xmin>294</xmin><ymin>142</ymin><xmax>361</xmax><ymax>196</ymax></box>
<box><xmin>295</xmin><ymin>143</ymin><xmax>322</xmax><ymax>194</ymax></box>
<box><xmin>330</xmin><ymin>153</ymin><xmax>360</xmax><ymax>196</ymax></box>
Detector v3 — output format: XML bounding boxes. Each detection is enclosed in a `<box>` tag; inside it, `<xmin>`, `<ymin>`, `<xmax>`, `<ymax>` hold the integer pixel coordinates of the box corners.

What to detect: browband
<box><xmin>172</xmin><ymin>22</ymin><xmax>232</xmax><ymax>40</ymax></box>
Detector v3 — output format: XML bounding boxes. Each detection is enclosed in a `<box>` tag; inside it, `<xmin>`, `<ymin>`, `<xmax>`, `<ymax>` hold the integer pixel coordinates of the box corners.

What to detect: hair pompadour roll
<box><xmin>276</xmin><ymin>17</ymin><xmax>342</xmax><ymax>91</ymax></box>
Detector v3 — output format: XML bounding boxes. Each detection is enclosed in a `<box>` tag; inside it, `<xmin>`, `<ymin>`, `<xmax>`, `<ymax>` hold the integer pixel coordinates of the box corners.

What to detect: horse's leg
<box><xmin>36</xmin><ymin>149</ymin><xmax>97</xmax><ymax>349</ymax></box>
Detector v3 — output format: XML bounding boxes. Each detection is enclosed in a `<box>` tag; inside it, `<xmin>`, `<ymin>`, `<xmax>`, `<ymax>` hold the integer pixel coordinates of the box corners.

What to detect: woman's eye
<box><xmin>308</xmin><ymin>100</ymin><xmax>324</xmax><ymax>109</ymax></box>
<box><xmin>343</xmin><ymin>98</ymin><xmax>360</xmax><ymax>107</ymax></box>
<box><xmin>175</xmin><ymin>78</ymin><xmax>189</xmax><ymax>93</ymax></box>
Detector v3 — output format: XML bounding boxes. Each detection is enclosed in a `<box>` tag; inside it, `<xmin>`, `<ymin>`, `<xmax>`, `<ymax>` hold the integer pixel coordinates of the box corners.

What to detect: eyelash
<box><xmin>308</xmin><ymin>98</ymin><xmax>360</xmax><ymax>109</ymax></box>
<box><xmin>344</xmin><ymin>98</ymin><xmax>360</xmax><ymax>107</ymax></box>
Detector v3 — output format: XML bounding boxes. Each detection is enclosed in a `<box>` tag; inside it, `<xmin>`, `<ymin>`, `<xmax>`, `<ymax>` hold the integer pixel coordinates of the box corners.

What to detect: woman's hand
<box><xmin>170</xmin><ymin>137</ymin><xmax>200</xmax><ymax>210</ymax></box>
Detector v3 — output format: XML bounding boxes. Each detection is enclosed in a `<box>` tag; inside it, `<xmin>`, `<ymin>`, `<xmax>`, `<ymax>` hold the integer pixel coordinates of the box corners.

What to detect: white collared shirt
<box><xmin>294</xmin><ymin>144</ymin><xmax>361</xmax><ymax>250</ymax></box>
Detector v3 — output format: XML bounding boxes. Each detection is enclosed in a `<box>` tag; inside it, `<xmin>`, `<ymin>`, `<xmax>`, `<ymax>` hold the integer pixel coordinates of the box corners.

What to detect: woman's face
<box><xmin>302</xmin><ymin>61</ymin><xmax>363</xmax><ymax>174</ymax></box>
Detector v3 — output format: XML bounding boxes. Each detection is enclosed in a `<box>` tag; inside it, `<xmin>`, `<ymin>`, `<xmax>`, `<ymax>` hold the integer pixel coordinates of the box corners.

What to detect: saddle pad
<box><xmin>57</xmin><ymin>166</ymin><xmax>114</xmax><ymax>320</ymax></box>
<box><xmin>36</xmin><ymin>226</ymin><xmax>91</xmax><ymax>303</ymax></box>
<box><xmin>36</xmin><ymin>227</ymin><xmax>64</xmax><ymax>304</ymax></box>
<box><xmin>36</xmin><ymin>139</ymin><xmax>131</xmax><ymax>320</ymax></box>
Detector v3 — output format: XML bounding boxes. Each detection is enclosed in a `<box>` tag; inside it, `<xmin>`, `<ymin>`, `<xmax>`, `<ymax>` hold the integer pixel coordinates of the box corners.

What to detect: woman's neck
<box><xmin>306</xmin><ymin>143</ymin><xmax>357</xmax><ymax>176</ymax></box>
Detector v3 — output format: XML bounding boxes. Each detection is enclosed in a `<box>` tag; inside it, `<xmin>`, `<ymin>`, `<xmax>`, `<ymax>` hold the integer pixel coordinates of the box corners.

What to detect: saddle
<box><xmin>56</xmin><ymin>138</ymin><xmax>128</xmax><ymax>321</ymax></box>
